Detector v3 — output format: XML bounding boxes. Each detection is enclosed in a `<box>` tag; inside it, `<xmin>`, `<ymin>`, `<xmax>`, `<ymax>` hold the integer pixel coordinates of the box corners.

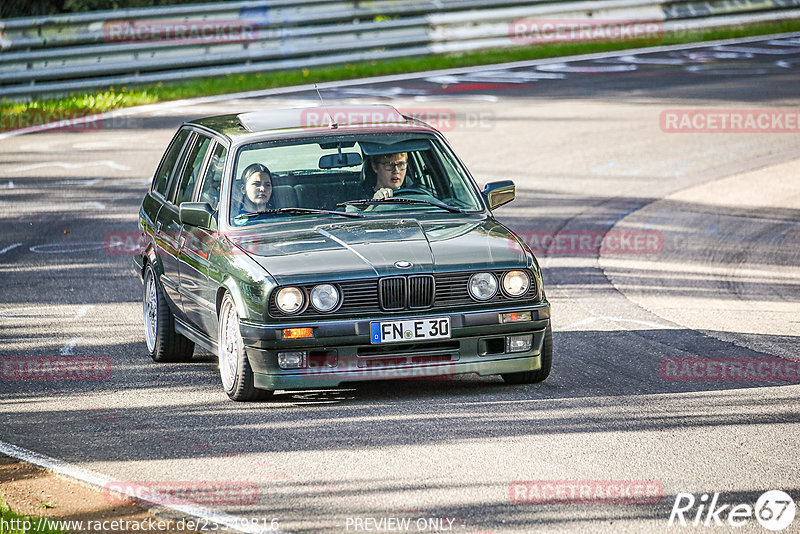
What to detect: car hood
<box><xmin>227</xmin><ymin>216</ymin><xmax>529</xmax><ymax>285</ymax></box>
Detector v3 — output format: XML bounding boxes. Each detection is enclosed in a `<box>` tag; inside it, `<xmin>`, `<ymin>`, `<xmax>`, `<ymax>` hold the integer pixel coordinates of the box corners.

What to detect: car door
<box><xmin>156</xmin><ymin>131</ymin><xmax>213</xmax><ymax>319</ymax></box>
<box><xmin>142</xmin><ymin>128</ymin><xmax>190</xmax><ymax>249</ymax></box>
<box><xmin>178</xmin><ymin>140</ymin><xmax>228</xmax><ymax>337</ymax></box>
<box><xmin>149</xmin><ymin>128</ymin><xmax>191</xmax><ymax>314</ymax></box>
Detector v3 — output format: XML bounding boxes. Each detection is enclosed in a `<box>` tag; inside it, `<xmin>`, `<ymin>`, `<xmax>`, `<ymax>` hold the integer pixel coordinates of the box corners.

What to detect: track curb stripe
<box><xmin>0</xmin><ymin>439</ymin><xmax>286</xmax><ymax>534</ymax></box>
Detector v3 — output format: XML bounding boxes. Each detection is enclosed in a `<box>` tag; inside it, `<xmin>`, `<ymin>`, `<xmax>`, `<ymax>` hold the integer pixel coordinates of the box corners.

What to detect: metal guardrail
<box><xmin>1</xmin><ymin>0</ymin><xmax>799</xmax><ymax>97</ymax></box>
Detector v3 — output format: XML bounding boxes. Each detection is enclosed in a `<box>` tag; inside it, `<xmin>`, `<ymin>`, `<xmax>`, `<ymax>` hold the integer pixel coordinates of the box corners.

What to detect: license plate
<box><xmin>370</xmin><ymin>317</ymin><xmax>451</xmax><ymax>344</ymax></box>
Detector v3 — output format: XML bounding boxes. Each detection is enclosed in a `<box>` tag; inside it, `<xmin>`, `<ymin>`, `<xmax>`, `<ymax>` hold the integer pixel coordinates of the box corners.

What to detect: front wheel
<box><xmin>218</xmin><ymin>293</ymin><xmax>273</xmax><ymax>401</ymax></box>
<box><xmin>143</xmin><ymin>264</ymin><xmax>194</xmax><ymax>362</ymax></box>
<box><xmin>501</xmin><ymin>323</ymin><xmax>552</xmax><ymax>384</ymax></box>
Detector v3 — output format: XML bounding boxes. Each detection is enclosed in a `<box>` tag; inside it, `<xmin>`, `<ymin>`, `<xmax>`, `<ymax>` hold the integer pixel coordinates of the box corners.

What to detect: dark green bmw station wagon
<box><xmin>135</xmin><ymin>105</ymin><xmax>552</xmax><ymax>401</ymax></box>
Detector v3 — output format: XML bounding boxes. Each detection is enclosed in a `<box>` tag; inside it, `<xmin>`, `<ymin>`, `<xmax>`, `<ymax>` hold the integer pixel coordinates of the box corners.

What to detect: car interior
<box><xmin>230</xmin><ymin>137</ymin><xmax>443</xmax><ymax>218</ymax></box>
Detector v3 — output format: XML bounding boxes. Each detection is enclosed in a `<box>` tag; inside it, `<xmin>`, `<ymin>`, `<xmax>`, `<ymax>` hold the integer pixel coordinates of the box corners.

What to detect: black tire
<box><xmin>143</xmin><ymin>264</ymin><xmax>194</xmax><ymax>362</ymax></box>
<box><xmin>501</xmin><ymin>323</ymin><xmax>552</xmax><ymax>384</ymax></box>
<box><xmin>218</xmin><ymin>293</ymin><xmax>273</xmax><ymax>402</ymax></box>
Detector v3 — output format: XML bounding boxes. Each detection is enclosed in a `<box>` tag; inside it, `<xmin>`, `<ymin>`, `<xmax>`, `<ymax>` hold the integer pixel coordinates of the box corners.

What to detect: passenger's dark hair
<box><xmin>362</xmin><ymin>156</ymin><xmax>377</xmax><ymax>190</ymax></box>
<box><xmin>241</xmin><ymin>163</ymin><xmax>271</xmax><ymax>183</ymax></box>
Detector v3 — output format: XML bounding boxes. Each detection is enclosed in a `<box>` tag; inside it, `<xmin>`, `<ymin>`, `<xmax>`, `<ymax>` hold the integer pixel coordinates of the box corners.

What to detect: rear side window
<box><xmin>199</xmin><ymin>143</ymin><xmax>227</xmax><ymax>210</ymax></box>
<box><xmin>174</xmin><ymin>135</ymin><xmax>213</xmax><ymax>206</ymax></box>
<box><xmin>152</xmin><ymin>129</ymin><xmax>190</xmax><ymax>196</ymax></box>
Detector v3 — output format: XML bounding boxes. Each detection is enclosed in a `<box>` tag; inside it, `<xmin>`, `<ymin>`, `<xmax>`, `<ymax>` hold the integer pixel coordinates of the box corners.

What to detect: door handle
<box><xmin>155</xmin><ymin>221</ymin><xmax>162</xmax><ymax>234</ymax></box>
<box><xmin>178</xmin><ymin>234</ymin><xmax>186</xmax><ymax>249</ymax></box>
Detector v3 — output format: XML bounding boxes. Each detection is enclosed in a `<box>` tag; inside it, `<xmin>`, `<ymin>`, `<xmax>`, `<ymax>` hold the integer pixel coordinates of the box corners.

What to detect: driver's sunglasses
<box><xmin>379</xmin><ymin>162</ymin><xmax>408</xmax><ymax>171</ymax></box>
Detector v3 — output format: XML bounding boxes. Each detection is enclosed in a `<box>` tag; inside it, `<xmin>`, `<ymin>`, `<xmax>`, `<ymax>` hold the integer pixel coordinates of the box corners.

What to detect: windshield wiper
<box><xmin>337</xmin><ymin>198</ymin><xmax>464</xmax><ymax>213</ymax></box>
<box><xmin>235</xmin><ymin>207</ymin><xmax>364</xmax><ymax>221</ymax></box>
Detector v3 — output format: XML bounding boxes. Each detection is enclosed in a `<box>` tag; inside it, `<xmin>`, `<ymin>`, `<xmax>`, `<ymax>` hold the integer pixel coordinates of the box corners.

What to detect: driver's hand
<box><xmin>373</xmin><ymin>188</ymin><xmax>393</xmax><ymax>200</ymax></box>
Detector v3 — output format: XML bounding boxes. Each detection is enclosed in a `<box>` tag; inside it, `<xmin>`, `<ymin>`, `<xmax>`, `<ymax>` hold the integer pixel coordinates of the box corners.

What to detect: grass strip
<box><xmin>2</xmin><ymin>18</ymin><xmax>800</xmax><ymax>127</ymax></box>
<box><xmin>0</xmin><ymin>501</ymin><xmax>67</xmax><ymax>534</ymax></box>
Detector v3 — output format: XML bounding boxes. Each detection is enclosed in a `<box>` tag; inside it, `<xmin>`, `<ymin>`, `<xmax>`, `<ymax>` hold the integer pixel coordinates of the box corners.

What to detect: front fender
<box><xmin>218</xmin><ymin>274</ymin><xmax>278</xmax><ymax>323</ymax></box>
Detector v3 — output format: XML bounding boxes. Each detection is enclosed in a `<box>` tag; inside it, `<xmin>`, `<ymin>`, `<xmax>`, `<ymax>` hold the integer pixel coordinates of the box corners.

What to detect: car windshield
<box><xmin>229</xmin><ymin>133</ymin><xmax>483</xmax><ymax>225</ymax></box>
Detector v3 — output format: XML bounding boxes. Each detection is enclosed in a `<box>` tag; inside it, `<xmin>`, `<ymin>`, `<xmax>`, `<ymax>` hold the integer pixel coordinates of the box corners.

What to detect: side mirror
<box><xmin>482</xmin><ymin>180</ymin><xmax>515</xmax><ymax>210</ymax></box>
<box><xmin>179</xmin><ymin>202</ymin><xmax>216</xmax><ymax>230</ymax></box>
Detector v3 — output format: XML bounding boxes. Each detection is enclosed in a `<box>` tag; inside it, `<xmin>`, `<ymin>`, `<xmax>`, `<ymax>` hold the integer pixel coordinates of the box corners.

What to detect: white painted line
<box><xmin>79</xmin><ymin>201</ymin><xmax>106</xmax><ymax>210</ymax></box>
<box><xmin>29</xmin><ymin>242</ymin><xmax>106</xmax><ymax>254</ymax></box>
<box><xmin>425</xmin><ymin>71</ymin><xmax>566</xmax><ymax>84</ymax></box>
<box><xmin>714</xmin><ymin>44</ymin><xmax>800</xmax><ymax>55</ymax></box>
<box><xmin>0</xmin><ymin>305</ymin><xmax>95</xmax><ymax>319</ymax></box>
<box><xmin>616</xmin><ymin>55</ymin><xmax>686</xmax><ymax>65</ymax></box>
<box><xmin>0</xmin><ymin>440</ymin><xmax>282</xmax><ymax>534</ymax></box>
<box><xmin>412</xmin><ymin>94</ymin><xmax>499</xmax><ymax>102</ymax></box>
<box><xmin>53</xmin><ymin>178</ymin><xmax>103</xmax><ymax>187</ymax></box>
<box><xmin>0</xmin><ymin>337</ymin><xmax>63</xmax><ymax>342</ymax></box>
<box><xmin>59</xmin><ymin>337</ymin><xmax>82</xmax><ymax>356</ymax></box>
<box><xmin>555</xmin><ymin>317</ymin><xmax>597</xmax><ymax>331</ymax></box>
<box><xmin>0</xmin><ymin>242</ymin><xmax>22</xmax><ymax>255</ymax></box>
<box><xmin>0</xmin><ymin>32</ymin><xmax>797</xmax><ymax>141</ymax></box>
<box><xmin>8</xmin><ymin>161</ymin><xmax>131</xmax><ymax>172</ymax></box>
<box><xmin>71</xmin><ymin>141</ymin><xmax>116</xmax><ymax>150</ymax></box>
<box><xmin>557</xmin><ymin>315</ymin><xmax>675</xmax><ymax>331</ymax></box>
<box><xmin>0</xmin><ymin>307</ymin><xmax>75</xmax><ymax>318</ymax></box>
<box><xmin>684</xmin><ymin>65</ymin><xmax>772</xmax><ymax>75</ymax></box>
<box><xmin>537</xmin><ymin>63</ymin><xmax>638</xmax><ymax>73</ymax></box>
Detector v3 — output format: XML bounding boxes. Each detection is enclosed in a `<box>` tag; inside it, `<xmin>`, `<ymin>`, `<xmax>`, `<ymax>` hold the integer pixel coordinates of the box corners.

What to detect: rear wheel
<box><xmin>501</xmin><ymin>323</ymin><xmax>552</xmax><ymax>384</ymax></box>
<box><xmin>218</xmin><ymin>293</ymin><xmax>273</xmax><ymax>401</ymax></box>
<box><xmin>142</xmin><ymin>264</ymin><xmax>194</xmax><ymax>362</ymax></box>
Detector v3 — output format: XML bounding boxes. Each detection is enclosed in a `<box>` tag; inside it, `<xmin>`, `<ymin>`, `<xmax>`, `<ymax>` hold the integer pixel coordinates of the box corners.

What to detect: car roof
<box><xmin>186</xmin><ymin>105</ymin><xmax>439</xmax><ymax>142</ymax></box>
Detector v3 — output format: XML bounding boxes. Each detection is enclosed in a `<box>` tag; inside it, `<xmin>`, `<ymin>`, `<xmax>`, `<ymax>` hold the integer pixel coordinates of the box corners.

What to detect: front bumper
<box><xmin>240</xmin><ymin>302</ymin><xmax>550</xmax><ymax>390</ymax></box>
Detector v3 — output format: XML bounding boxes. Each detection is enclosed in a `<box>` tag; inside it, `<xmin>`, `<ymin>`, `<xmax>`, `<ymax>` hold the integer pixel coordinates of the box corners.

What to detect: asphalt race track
<box><xmin>1</xmin><ymin>34</ymin><xmax>799</xmax><ymax>533</ymax></box>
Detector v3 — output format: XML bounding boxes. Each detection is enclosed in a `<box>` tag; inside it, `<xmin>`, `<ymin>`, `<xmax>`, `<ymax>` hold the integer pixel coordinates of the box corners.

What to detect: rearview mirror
<box><xmin>319</xmin><ymin>152</ymin><xmax>363</xmax><ymax>169</ymax></box>
<box><xmin>482</xmin><ymin>180</ymin><xmax>515</xmax><ymax>210</ymax></box>
<box><xmin>179</xmin><ymin>202</ymin><xmax>216</xmax><ymax>230</ymax></box>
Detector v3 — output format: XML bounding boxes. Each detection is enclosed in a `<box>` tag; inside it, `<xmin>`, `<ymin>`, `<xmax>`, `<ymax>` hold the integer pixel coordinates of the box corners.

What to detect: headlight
<box><xmin>310</xmin><ymin>284</ymin><xmax>339</xmax><ymax>312</ymax></box>
<box><xmin>502</xmin><ymin>270</ymin><xmax>530</xmax><ymax>297</ymax></box>
<box><xmin>276</xmin><ymin>287</ymin><xmax>304</xmax><ymax>314</ymax></box>
<box><xmin>469</xmin><ymin>272</ymin><xmax>498</xmax><ymax>301</ymax></box>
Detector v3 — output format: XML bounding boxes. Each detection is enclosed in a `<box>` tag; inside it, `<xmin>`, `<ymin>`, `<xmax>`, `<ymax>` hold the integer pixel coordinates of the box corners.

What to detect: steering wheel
<box><xmin>392</xmin><ymin>187</ymin><xmax>429</xmax><ymax>197</ymax></box>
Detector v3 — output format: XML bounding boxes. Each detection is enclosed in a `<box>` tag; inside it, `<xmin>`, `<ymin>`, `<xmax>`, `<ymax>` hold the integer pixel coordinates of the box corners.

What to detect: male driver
<box><xmin>369</xmin><ymin>152</ymin><xmax>407</xmax><ymax>199</ymax></box>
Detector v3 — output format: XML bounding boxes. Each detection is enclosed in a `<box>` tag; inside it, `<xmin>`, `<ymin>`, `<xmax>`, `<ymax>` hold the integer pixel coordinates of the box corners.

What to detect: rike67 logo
<box><xmin>668</xmin><ymin>490</ymin><xmax>795</xmax><ymax>531</ymax></box>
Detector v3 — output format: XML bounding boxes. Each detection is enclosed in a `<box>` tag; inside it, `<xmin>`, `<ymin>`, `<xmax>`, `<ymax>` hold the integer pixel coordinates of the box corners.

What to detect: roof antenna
<box><xmin>314</xmin><ymin>84</ymin><xmax>337</xmax><ymax>129</ymax></box>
